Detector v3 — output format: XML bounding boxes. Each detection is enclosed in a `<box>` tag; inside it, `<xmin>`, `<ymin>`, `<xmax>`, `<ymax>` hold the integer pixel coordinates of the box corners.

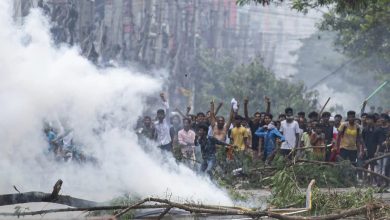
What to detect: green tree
<box><xmin>318</xmin><ymin>0</ymin><xmax>390</xmax><ymax>106</ymax></box>
<box><xmin>238</xmin><ymin>0</ymin><xmax>390</xmax><ymax>107</ymax></box>
<box><xmin>194</xmin><ymin>51</ymin><xmax>318</xmax><ymax>115</ymax></box>
<box><xmin>236</xmin><ymin>0</ymin><xmax>372</xmax><ymax>13</ymax></box>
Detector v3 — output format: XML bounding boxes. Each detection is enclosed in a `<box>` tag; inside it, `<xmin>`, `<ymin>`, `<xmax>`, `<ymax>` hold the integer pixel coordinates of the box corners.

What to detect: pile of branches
<box><xmin>244</xmin><ymin>152</ymin><xmax>390</xmax><ymax>189</ymax></box>
<box><xmin>0</xmin><ymin>180</ymin><xmax>389</xmax><ymax>219</ymax></box>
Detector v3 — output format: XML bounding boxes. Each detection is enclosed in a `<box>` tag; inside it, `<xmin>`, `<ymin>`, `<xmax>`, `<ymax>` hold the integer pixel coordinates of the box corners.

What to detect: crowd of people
<box><xmin>136</xmin><ymin>93</ymin><xmax>390</xmax><ymax>185</ymax></box>
<box><xmin>41</xmin><ymin>92</ymin><xmax>389</xmax><ymax>185</ymax></box>
<box><xmin>43</xmin><ymin>124</ymin><xmax>98</xmax><ymax>165</ymax></box>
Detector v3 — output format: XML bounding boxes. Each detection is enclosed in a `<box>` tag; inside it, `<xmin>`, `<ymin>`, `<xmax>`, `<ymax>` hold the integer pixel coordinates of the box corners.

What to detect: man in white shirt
<box><xmin>280</xmin><ymin>107</ymin><xmax>300</xmax><ymax>158</ymax></box>
<box><xmin>155</xmin><ymin>93</ymin><xmax>172</xmax><ymax>152</ymax></box>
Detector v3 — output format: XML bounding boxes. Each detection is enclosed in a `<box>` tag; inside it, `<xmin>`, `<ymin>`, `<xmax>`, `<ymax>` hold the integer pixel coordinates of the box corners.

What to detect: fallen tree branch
<box><xmin>1</xmin><ymin>178</ymin><xmax>389</xmax><ymax>219</ymax></box>
<box><xmin>354</xmin><ymin>167</ymin><xmax>390</xmax><ymax>183</ymax></box>
<box><xmin>0</xmin><ymin>196</ymin><xmax>388</xmax><ymax>220</ymax></box>
<box><xmin>114</xmin><ymin>198</ymin><xmax>151</xmax><ymax>218</ymax></box>
<box><xmin>0</xmin><ymin>197</ymin><xmax>268</xmax><ymax>218</ymax></box>
<box><xmin>0</xmin><ymin>179</ymin><xmax>97</xmax><ymax>208</ymax></box>
<box><xmin>268</xmin><ymin>203</ymin><xmax>386</xmax><ymax>220</ymax></box>
<box><xmin>157</xmin><ymin>207</ymin><xmax>172</xmax><ymax>220</ymax></box>
<box><xmin>0</xmin><ymin>191</ymin><xmax>98</xmax><ymax>208</ymax></box>
<box><xmin>364</xmin><ymin>153</ymin><xmax>390</xmax><ymax>166</ymax></box>
<box><xmin>249</xmin><ymin>166</ymin><xmax>277</xmax><ymax>173</ymax></box>
<box><xmin>295</xmin><ymin>159</ymin><xmax>338</xmax><ymax>166</ymax></box>
<box><xmin>295</xmin><ymin>159</ymin><xmax>390</xmax><ymax>182</ymax></box>
<box><xmin>0</xmin><ymin>205</ymin><xmax>170</xmax><ymax>216</ymax></box>
<box><xmin>134</xmin><ymin>197</ymin><xmax>267</xmax><ymax>218</ymax></box>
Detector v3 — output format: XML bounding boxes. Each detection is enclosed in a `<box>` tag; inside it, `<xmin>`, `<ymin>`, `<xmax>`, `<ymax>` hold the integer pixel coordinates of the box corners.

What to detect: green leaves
<box><xmin>269</xmin><ymin>169</ymin><xmax>305</xmax><ymax>208</ymax></box>
<box><xmin>318</xmin><ymin>0</ymin><xmax>390</xmax><ymax>108</ymax></box>
<box><xmin>195</xmin><ymin>51</ymin><xmax>317</xmax><ymax>115</ymax></box>
<box><xmin>237</xmin><ymin>0</ymin><xmax>373</xmax><ymax>13</ymax></box>
<box><xmin>267</xmin><ymin>160</ymin><xmax>379</xmax><ymax>215</ymax></box>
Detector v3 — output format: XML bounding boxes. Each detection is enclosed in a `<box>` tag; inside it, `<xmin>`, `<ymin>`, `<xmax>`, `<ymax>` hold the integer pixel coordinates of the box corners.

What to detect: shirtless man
<box><xmin>210</xmin><ymin>100</ymin><xmax>234</xmax><ymax>142</ymax></box>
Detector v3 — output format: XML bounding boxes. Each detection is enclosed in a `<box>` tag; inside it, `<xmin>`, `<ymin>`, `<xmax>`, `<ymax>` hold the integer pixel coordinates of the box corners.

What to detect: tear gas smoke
<box><xmin>0</xmin><ymin>0</ymin><xmax>231</xmax><ymax>205</ymax></box>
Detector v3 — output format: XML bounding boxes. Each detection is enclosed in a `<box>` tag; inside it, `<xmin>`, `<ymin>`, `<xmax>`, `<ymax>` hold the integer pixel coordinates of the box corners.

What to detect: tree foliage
<box><xmin>239</xmin><ymin>0</ymin><xmax>390</xmax><ymax>107</ymax></box>
<box><xmin>236</xmin><ymin>0</ymin><xmax>373</xmax><ymax>13</ymax></box>
<box><xmin>318</xmin><ymin>0</ymin><xmax>390</xmax><ymax>106</ymax></box>
<box><xmin>194</xmin><ymin>51</ymin><xmax>318</xmax><ymax>115</ymax></box>
<box><xmin>268</xmin><ymin>164</ymin><xmax>382</xmax><ymax>216</ymax></box>
<box><xmin>319</xmin><ymin>0</ymin><xmax>390</xmax><ymax>76</ymax></box>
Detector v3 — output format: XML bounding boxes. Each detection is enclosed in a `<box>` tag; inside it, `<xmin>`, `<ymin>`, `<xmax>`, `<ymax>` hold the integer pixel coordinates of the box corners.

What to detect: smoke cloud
<box><xmin>0</xmin><ymin>0</ymin><xmax>231</xmax><ymax>205</ymax></box>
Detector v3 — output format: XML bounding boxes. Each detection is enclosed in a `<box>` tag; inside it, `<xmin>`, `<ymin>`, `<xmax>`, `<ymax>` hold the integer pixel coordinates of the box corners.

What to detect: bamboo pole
<box><xmin>319</xmin><ymin>97</ymin><xmax>331</xmax><ymax>116</ymax></box>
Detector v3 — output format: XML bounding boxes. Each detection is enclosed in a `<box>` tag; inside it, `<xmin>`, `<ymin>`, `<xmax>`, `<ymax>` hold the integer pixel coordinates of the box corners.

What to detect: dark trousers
<box><xmin>280</xmin><ymin>149</ymin><xmax>293</xmax><ymax>159</ymax></box>
<box><xmin>158</xmin><ymin>143</ymin><xmax>172</xmax><ymax>152</ymax></box>
<box><xmin>201</xmin><ymin>156</ymin><xmax>216</xmax><ymax>176</ymax></box>
<box><xmin>340</xmin><ymin>148</ymin><xmax>357</xmax><ymax>164</ymax></box>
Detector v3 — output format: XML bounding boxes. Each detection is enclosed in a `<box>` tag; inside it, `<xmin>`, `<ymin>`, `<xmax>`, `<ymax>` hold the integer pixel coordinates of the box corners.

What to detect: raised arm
<box><xmin>160</xmin><ymin>93</ymin><xmax>170</xmax><ymax>124</ymax></box>
<box><xmin>244</xmin><ymin>97</ymin><xmax>250</xmax><ymax>121</ymax></box>
<box><xmin>186</xmin><ymin>106</ymin><xmax>191</xmax><ymax>117</ymax></box>
<box><xmin>224</xmin><ymin>105</ymin><xmax>234</xmax><ymax>132</ymax></box>
<box><xmin>215</xmin><ymin>102</ymin><xmax>223</xmax><ymax>116</ymax></box>
<box><xmin>175</xmin><ymin>107</ymin><xmax>187</xmax><ymax>119</ymax></box>
<box><xmin>361</xmin><ymin>100</ymin><xmax>367</xmax><ymax>116</ymax></box>
<box><xmin>210</xmin><ymin>100</ymin><xmax>216</xmax><ymax>127</ymax></box>
<box><xmin>265</xmin><ymin>96</ymin><xmax>271</xmax><ymax>114</ymax></box>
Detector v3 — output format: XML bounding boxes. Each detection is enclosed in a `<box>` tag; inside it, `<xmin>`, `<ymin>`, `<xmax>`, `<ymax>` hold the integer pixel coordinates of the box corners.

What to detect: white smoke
<box><xmin>0</xmin><ymin>0</ymin><xmax>231</xmax><ymax>205</ymax></box>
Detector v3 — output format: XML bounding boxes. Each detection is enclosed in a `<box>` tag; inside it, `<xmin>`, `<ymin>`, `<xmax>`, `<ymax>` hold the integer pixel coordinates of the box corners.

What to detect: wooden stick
<box><xmin>295</xmin><ymin>159</ymin><xmax>390</xmax><ymax>182</ymax></box>
<box><xmin>0</xmin><ymin>179</ymin><xmax>98</xmax><ymax>208</ymax></box>
<box><xmin>45</xmin><ymin>179</ymin><xmax>63</xmax><ymax>201</ymax></box>
<box><xmin>114</xmin><ymin>198</ymin><xmax>151</xmax><ymax>218</ymax></box>
<box><xmin>319</xmin><ymin>97</ymin><xmax>331</xmax><ymax>117</ymax></box>
<box><xmin>364</xmin><ymin>153</ymin><xmax>390</xmax><ymax>166</ymax></box>
<box><xmin>294</xmin><ymin>146</ymin><xmax>326</xmax><ymax>151</ymax></box>
<box><xmin>0</xmin><ymin>176</ymin><xmax>388</xmax><ymax>220</ymax></box>
<box><xmin>354</xmin><ymin>167</ymin><xmax>390</xmax><ymax>183</ymax></box>
<box><xmin>1</xmin><ymin>200</ymin><xmax>388</xmax><ymax>220</ymax></box>
<box><xmin>157</xmin><ymin>207</ymin><xmax>172</xmax><ymax>220</ymax></box>
<box><xmin>0</xmin><ymin>205</ymin><xmax>170</xmax><ymax>216</ymax></box>
<box><xmin>268</xmin><ymin>203</ymin><xmax>385</xmax><ymax>220</ymax></box>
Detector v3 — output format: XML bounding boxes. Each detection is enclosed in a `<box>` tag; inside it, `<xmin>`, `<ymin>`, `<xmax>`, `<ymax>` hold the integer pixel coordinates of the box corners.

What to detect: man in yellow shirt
<box><xmin>230</xmin><ymin>115</ymin><xmax>249</xmax><ymax>151</ymax></box>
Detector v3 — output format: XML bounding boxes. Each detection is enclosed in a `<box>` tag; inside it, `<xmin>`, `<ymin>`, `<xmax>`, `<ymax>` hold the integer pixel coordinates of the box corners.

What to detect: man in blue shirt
<box><xmin>255</xmin><ymin>121</ymin><xmax>285</xmax><ymax>162</ymax></box>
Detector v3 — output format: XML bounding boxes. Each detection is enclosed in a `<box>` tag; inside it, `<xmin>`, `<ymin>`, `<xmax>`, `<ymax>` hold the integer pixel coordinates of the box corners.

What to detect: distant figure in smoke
<box><xmin>170</xmin><ymin>114</ymin><xmax>182</xmax><ymax>160</ymax></box>
<box><xmin>155</xmin><ymin>93</ymin><xmax>172</xmax><ymax>152</ymax></box>
<box><xmin>136</xmin><ymin>116</ymin><xmax>156</xmax><ymax>146</ymax></box>
<box><xmin>196</xmin><ymin>123</ymin><xmax>233</xmax><ymax>176</ymax></box>
<box><xmin>43</xmin><ymin>124</ymin><xmax>58</xmax><ymax>153</ymax></box>
<box><xmin>170</xmin><ymin>114</ymin><xmax>182</xmax><ymax>139</ymax></box>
